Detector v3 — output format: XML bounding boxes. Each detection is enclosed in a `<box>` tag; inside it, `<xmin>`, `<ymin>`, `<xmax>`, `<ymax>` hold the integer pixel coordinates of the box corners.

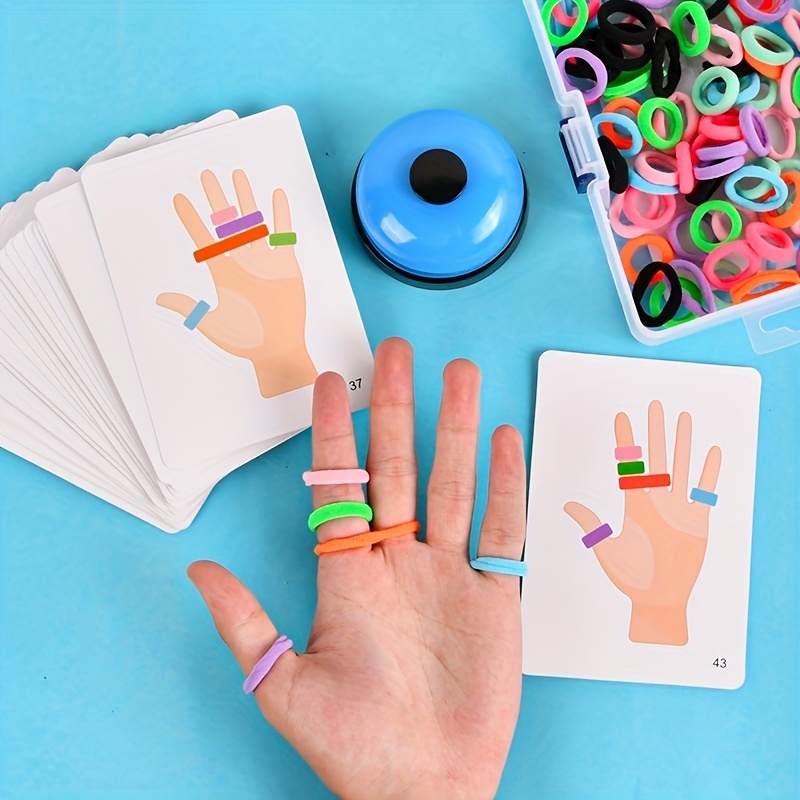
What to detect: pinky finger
<box><xmin>476</xmin><ymin>426</ymin><xmax>527</xmax><ymax>564</ymax></box>
<box><xmin>697</xmin><ymin>445</ymin><xmax>722</xmax><ymax>494</ymax></box>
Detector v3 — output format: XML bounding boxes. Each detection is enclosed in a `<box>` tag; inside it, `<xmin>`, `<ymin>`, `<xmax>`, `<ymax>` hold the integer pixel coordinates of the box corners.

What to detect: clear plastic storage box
<box><xmin>523</xmin><ymin>0</ymin><xmax>800</xmax><ymax>353</ymax></box>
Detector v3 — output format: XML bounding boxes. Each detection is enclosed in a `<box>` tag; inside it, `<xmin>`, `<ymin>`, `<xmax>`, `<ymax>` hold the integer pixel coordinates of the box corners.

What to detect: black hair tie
<box><xmin>686</xmin><ymin>175</ymin><xmax>725</xmax><ymax>207</ymax></box>
<box><xmin>598</xmin><ymin>0</ymin><xmax>657</xmax><ymax>46</ymax></box>
<box><xmin>650</xmin><ymin>27</ymin><xmax>681</xmax><ymax>97</ymax></box>
<box><xmin>598</xmin><ymin>24</ymin><xmax>655</xmax><ymax>71</ymax></box>
<box><xmin>632</xmin><ymin>261</ymin><xmax>683</xmax><ymax>328</ymax></box>
<box><xmin>597</xmin><ymin>136</ymin><xmax>630</xmax><ymax>194</ymax></box>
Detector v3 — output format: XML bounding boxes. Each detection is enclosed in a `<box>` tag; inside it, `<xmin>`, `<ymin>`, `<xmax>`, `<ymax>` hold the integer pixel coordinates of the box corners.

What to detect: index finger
<box><xmin>173</xmin><ymin>193</ymin><xmax>214</xmax><ymax>249</ymax></box>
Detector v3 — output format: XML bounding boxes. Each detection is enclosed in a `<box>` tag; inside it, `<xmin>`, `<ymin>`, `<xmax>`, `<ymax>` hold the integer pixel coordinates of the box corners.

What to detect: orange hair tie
<box><xmin>599</xmin><ymin>97</ymin><xmax>642</xmax><ymax>149</ymax></box>
<box><xmin>620</xmin><ymin>234</ymin><xmax>675</xmax><ymax>284</ymax></box>
<box><xmin>314</xmin><ymin>521</ymin><xmax>420</xmax><ymax>555</ymax></box>
<box><xmin>730</xmin><ymin>269</ymin><xmax>800</xmax><ymax>304</ymax></box>
<box><xmin>743</xmin><ymin>51</ymin><xmax>782</xmax><ymax>81</ymax></box>
<box><xmin>764</xmin><ymin>172</ymin><xmax>800</xmax><ymax>229</ymax></box>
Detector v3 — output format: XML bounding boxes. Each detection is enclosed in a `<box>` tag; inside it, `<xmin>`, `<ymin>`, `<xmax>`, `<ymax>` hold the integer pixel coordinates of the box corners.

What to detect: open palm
<box><xmin>187</xmin><ymin>338</ymin><xmax>527</xmax><ymax>800</ymax></box>
<box><xmin>565</xmin><ymin>400</ymin><xmax>722</xmax><ymax>646</ymax></box>
<box><xmin>157</xmin><ymin>169</ymin><xmax>317</xmax><ymax>398</ymax></box>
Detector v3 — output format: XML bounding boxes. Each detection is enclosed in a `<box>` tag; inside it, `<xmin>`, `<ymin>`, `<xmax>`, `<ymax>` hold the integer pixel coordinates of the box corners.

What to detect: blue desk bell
<box><xmin>352</xmin><ymin>109</ymin><xmax>527</xmax><ymax>289</ymax></box>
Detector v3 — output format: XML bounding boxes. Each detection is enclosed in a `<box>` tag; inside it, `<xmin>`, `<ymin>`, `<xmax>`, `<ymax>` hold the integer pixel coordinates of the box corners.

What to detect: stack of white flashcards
<box><xmin>0</xmin><ymin>107</ymin><xmax>373</xmax><ymax>532</ymax></box>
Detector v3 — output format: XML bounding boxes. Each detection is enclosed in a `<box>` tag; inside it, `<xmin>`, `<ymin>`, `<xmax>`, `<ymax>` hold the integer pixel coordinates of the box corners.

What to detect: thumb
<box><xmin>157</xmin><ymin>293</ymin><xmax>227</xmax><ymax>348</ymax></box>
<box><xmin>157</xmin><ymin>291</ymin><xmax>198</xmax><ymax>318</ymax></box>
<box><xmin>187</xmin><ymin>560</ymin><xmax>299</xmax><ymax>726</ymax></box>
<box><xmin>563</xmin><ymin>501</ymin><xmax>603</xmax><ymax>535</ymax></box>
<box><xmin>563</xmin><ymin>501</ymin><xmax>620</xmax><ymax>569</ymax></box>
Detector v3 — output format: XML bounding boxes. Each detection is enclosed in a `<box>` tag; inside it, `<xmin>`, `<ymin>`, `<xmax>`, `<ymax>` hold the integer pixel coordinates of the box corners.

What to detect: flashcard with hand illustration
<box><xmin>1</xmin><ymin>108</ymin><xmax>371</xmax><ymax>532</ymax></box>
<box><xmin>80</xmin><ymin>106</ymin><xmax>372</xmax><ymax>471</ymax></box>
<box><xmin>521</xmin><ymin>351</ymin><xmax>760</xmax><ymax>689</ymax></box>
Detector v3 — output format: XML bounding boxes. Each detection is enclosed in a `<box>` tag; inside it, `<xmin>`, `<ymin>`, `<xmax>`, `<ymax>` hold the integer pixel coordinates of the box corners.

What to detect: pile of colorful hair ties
<box><xmin>543</xmin><ymin>0</ymin><xmax>800</xmax><ymax>328</ymax></box>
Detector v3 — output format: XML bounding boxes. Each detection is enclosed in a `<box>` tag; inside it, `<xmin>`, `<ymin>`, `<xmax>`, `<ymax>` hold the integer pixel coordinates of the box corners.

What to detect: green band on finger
<box><xmin>269</xmin><ymin>232</ymin><xmax>297</xmax><ymax>246</ymax></box>
<box><xmin>308</xmin><ymin>501</ymin><xmax>373</xmax><ymax>532</ymax></box>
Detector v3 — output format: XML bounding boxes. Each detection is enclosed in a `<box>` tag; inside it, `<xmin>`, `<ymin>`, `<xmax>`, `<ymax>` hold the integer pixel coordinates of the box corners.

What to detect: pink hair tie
<box><xmin>675</xmin><ymin>142</ymin><xmax>696</xmax><ymax>196</ymax></box>
<box><xmin>783</xmin><ymin>9</ymin><xmax>800</xmax><ymax>50</ymax></box>
<box><xmin>634</xmin><ymin>151</ymin><xmax>679</xmax><ymax>186</ymax></box>
<box><xmin>615</xmin><ymin>445</ymin><xmax>642</xmax><ymax>461</ymax></box>
<box><xmin>745</xmin><ymin>222</ymin><xmax>795</xmax><ymax>265</ymax></box>
<box><xmin>622</xmin><ymin>187</ymin><xmax>677</xmax><ymax>230</ymax></box>
<box><xmin>698</xmin><ymin>113</ymin><xmax>741</xmax><ymax>142</ymax></box>
<box><xmin>761</xmin><ymin>107</ymin><xmax>796</xmax><ymax>160</ymax></box>
<box><xmin>669</xmin><ymin>92</ymin><xmax>699</xmax><ymax>142</ymax></box>
<box><xmin>243</xmin><ymin>636</ymin><xmax>294</xmax><ymax>694</ymax></box>
<box><xmin>210</xmin><ymin>205</ymin><xmax>238</xmax><ymax>226</ymax></box>
<box><xmin>610</xmin><ymin>193</ymin><xmax>656</xmax><ymax>238</ymax></box>
<box><xmin>779</xmin><ymin>58</ymin><xmax>800</xmax><ymax>120</ymax></box>
<box><xmin>702</xmin><ymin>240</ymin><xmax>762</xmax><ymax>291</ymax></box>
<box><xmin>703</xmin><ymin>24</ymin><xmax>744</xmax><ymax>67</ymax></box>
<box><xmin>303</xmin><ymin>468</ymin><xmax>370</xmax><ymax>486</ymax></box>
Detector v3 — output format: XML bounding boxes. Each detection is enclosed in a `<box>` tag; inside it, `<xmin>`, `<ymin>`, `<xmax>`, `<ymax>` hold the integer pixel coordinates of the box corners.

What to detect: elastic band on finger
<box><xmin>615</xmin><ymin>445</ymin><xmax>642</xmax><ymax>460</ymax></box>
<box><xmin>243</xmin><ymin>635</ymin><xmax>294</xmax><ymax>693</ymax></box>
<box><xmin>314</xmin><ymin>521</ymin><xmax>420</xmax><ymax>555</ymax></box>
<box><xmin>216</xmin><ymin>210</ymin><xmax>266</xmax><ymax>239</ymax></box>
<box><xmin>619</xmin><ymin>473</ymin><xmax>671</xmax><ymax>489</ymax></box>
<box><xmin>269</xmin><ymin>232</ymin><xmax>297</xmax><ymax>247</ymax></box>
<box><xmin>308</xmin><ymin>501</ymin><xmax>373</xmax><ymax>532</ymax></box>
<box><xmin>690</xmin><ymin>487</ymin><xmax>718</xmax><ymax>506</ymax></box>
<box><xmin>193</xmin><ymin>224</ymin><xmax>269</xmax><ymax>262</ymax></box>
<box><xmin>470</xmin><ymin>556</ymin><xmax>528</xmax><ymax>578</ymax></box>
<box><xmin>184</xmin><ymin>300</ymin><xmax>211</xmax><ymax>330</ymax></box>
<box><xmin>210</xmin><ymin>205</ymin><xmax>238</xmax><ymax>226</ymax></box>
<box><xmin>582</xmin><ymin>523</ymin><xmax>613</xmax><ymax>549</ymax></box>
<box><xmin>303</xmin><ymin>469</ymin><xmax>370</xmax><ymax>486</ymax></box>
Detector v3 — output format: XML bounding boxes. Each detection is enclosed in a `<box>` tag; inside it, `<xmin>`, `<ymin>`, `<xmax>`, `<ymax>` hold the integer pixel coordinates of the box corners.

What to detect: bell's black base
<box><xmin>350</xmin><ymin>160</ymin><xmax>528</xmax><ymax>290</ymax></box>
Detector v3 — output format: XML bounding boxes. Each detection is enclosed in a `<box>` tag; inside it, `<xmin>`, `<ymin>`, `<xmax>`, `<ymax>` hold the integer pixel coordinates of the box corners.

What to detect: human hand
<box><xmin>564</xmin><ymin>400</ymin><xmax>722</xmax><ymax>646</ymax></box>
<box><xmin>157</xmin><ymin>169</ymin><xmax>317</xmax><ymax>398</ymax></box>
<box><xmin>187</xmin><ymin>338</ymin><xmax>527</xmax><ymax>800</ymax></box>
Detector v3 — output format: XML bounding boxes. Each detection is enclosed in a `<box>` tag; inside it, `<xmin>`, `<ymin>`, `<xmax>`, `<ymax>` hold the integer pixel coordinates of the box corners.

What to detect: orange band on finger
<box><xmin>619</xmin><ymin>473</ymin><xmax>671</xmax><ymax>490</ymax></box>
<box><xmin>314</xmin><ymin>521</ymin><xmax>420</xmax><ymax>555</ymax></box>
<box><xmin>193</xmin><ymin>223</ymin><xmax>269</xmax><ymax>262</ymax></box>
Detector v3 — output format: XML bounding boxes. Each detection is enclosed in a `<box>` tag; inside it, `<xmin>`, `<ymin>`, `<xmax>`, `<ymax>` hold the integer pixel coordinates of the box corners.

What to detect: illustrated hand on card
<box><xmin>157</xmin><ymin>168</ymin><xmax>318</xmax><ymax>399</ymax></box>
<box><xmin>564</xmin><ymin>400</ymin><xmax>722</xmax><ymax>647</ymax></box>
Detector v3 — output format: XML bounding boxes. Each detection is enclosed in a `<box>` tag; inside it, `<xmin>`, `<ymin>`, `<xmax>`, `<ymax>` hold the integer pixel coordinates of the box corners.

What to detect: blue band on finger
<box><xmin>184</xmin><ymin>300</ymin><xmax>211</xmax><ymax>330</ymax></box>
<box><xmin>470</xmin><ymin>556</ymin><xmax>528</xmax><ymax>578</ymax></box>
<box><xmin>690</xmin><ymin>487</ymin><xmax>718</xmax><ymax>506</ymax></box>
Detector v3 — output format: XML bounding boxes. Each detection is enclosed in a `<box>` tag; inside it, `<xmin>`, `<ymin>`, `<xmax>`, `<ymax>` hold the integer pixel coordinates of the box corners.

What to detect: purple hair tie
<box><xmin>735</xmin><ymin>0</ymin><xmax>792</xmax><ymax>23</ymax></box>
<box><xmin>243</xmin><ymin>635</ymin><xmax>294</xmax><ymax>693</ymax></box>
<box><xmin>694</xmin><ymin>155</ymin><xmax>746</xmax><ymax>180</ymax></box>
<box><xmin>696</xmin><ymin>140</ymin><xmax>748</xmax><ymax>160</ymax></box>
<box><xmin>671</xmin><ymin>259</ymin><xmax>717</xmax><ymax>316</ymax></box>
<box><xmin>216</xmin><ymin>210</ymin><xmax>265</xmax><ymax>239</ymax></box>
<box><xmin>556</xmin><ymin>47</ymin><xmax>609</xmax><ymax>104</ymax></box>
<box><xmin>739</xmin><ymin>105</ymin><xmax>771</xmax><ymax>158</ymax></box>
<box><xmin>668</xmin><ymin>212</ymin><xmax>706</xmax><ymax>262</ymax></box>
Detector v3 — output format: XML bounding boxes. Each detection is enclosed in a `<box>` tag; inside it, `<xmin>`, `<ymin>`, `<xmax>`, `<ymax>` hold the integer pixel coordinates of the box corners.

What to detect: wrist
<box><xmin>629</xmin><ymin>603</ymin><xmax>688</xmax><ymax>646</ymax></box>
<box><xmin>254</xmin><ymin>347</ymin><xmax>317</xmax><ymax>398</ymax></box>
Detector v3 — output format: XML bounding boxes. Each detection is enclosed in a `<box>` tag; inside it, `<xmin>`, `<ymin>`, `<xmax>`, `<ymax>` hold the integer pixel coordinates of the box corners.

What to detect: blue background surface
<box><xmin>0</xmin><ymin>1</ymin><xmax>798</xmax><ymax>798</ymax></box>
